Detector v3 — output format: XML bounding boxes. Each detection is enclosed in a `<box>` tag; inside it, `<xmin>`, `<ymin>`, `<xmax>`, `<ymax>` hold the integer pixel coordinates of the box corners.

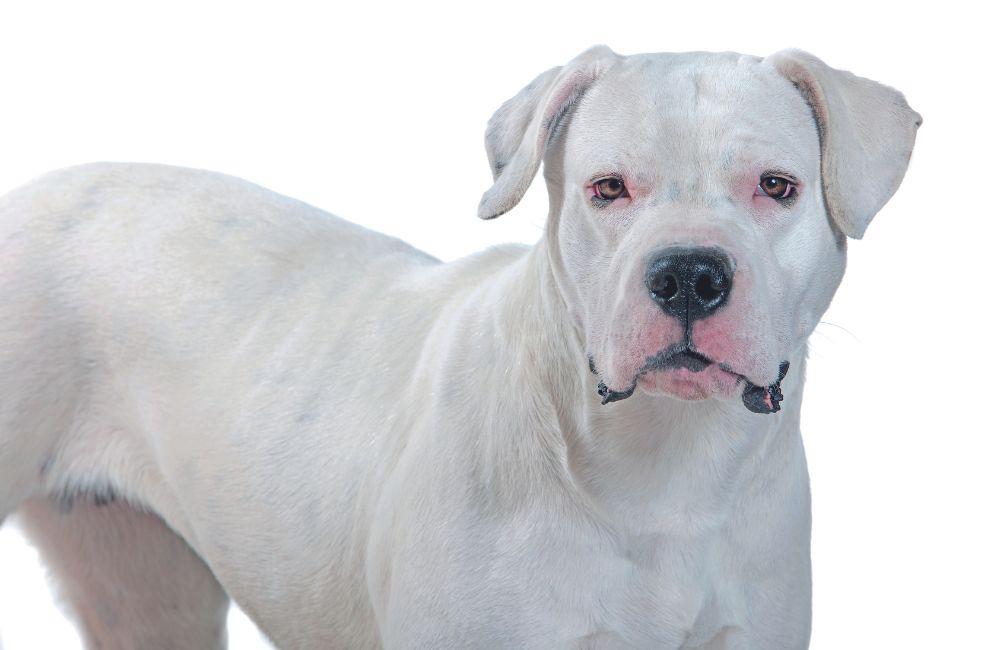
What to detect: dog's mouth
<box><xmin>647</xmin><ymin>346</ymin><xmax>712</xmax><ymax>373</ymax></box>
<box><xmin>592</xmin><ymin>346</ymin><xmax>789</xmax><ymax>414</ymax></box>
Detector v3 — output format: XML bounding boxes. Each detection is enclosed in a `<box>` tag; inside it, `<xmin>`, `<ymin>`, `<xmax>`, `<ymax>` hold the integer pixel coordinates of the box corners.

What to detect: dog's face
<box><xmin>479</xmin><ymin>48</ymin><xmax>920</xmax><ymax>409</ymax></box>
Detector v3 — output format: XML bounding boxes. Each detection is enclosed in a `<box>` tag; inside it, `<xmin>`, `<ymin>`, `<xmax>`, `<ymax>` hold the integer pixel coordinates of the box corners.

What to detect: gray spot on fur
<box><xmin>54</xmin><ymin>483</ymin><xmax>119</xmax><ymax>513</ymax></box>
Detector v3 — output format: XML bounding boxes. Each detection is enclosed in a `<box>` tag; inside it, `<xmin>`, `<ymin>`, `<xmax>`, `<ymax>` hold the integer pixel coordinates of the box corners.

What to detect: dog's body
<box><xmin>0</xmin><ymin>49</ymin><xmax>918</xmax><ymax>649</ymax></box>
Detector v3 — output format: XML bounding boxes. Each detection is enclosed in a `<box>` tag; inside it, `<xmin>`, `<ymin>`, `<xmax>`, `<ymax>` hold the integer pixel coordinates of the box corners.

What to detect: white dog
<box><xmin>0</xmin><ymin>47</ymin><xmax>918</xmax><ymax>649</ymax></box>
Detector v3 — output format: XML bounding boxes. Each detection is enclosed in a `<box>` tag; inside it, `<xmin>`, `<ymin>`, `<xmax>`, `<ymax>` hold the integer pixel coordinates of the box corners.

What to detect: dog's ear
<box><xmin>764</xmin><ymin>50</ymin><xmax>921</xmax><ymax>239</ymax></box>
<box><xmin>478</xmin><ymin>45</ymin><xmax>620</xmax><ymax>220</ymax></box>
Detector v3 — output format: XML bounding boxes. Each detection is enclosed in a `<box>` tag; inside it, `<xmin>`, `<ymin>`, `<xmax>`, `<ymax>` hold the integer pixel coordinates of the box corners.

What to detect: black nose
<box><xmin>645</xmin><ymin>247</ymin><xmax>733</xmax><ymax>322</ymax></box>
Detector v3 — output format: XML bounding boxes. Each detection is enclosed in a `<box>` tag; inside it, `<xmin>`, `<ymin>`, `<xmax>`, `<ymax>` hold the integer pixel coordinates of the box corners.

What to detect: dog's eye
<box><xmin>594</xmin><ymin>177</ymin><xmax>628</xmax><ymax>201</ymax></box>
<box><xmin>756</xmin><ymin>175</ymin><xmax>796</xmax><ymax>200</ymax></box>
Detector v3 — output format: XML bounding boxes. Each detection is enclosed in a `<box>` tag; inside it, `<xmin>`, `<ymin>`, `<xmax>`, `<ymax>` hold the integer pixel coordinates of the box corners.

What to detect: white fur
<box><xmin>0</xmin><ymin>47</ymin><xmax>918</xmax><ymax>649</ymax></box>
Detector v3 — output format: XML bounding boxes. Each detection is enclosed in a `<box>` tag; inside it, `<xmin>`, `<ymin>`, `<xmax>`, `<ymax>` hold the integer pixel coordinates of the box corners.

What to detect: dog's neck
<box><xmin>500</xmin><ymin>237</ymin><xmax>808</xmax><ymax>535</ymax></box>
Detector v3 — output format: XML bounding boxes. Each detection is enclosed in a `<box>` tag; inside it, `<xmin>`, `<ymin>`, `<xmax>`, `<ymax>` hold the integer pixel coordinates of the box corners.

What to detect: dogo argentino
<box><xmin>0</xmin><ymin>47</ymin><xmax>919</xmax><ymax>649</ymax></box>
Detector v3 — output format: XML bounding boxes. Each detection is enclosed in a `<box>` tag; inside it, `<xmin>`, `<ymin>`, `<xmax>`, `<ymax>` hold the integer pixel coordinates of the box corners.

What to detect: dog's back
<box><xmin>0</xmin><ymin>162</ymin><xmax>423</xmax><ymax>502</ymax></box>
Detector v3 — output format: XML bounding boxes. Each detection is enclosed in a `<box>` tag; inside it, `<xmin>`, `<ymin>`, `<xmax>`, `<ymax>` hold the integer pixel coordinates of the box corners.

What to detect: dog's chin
<box><xmin>636</xmin><ymin>365</ymin><xmax>741</xmax><ymax>401</ymax></box>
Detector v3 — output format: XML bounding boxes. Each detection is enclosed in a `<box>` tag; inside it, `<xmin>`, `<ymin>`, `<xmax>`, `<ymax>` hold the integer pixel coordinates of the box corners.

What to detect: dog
<box><xmin>0</xmin><ymin>46</ymin><xmax>919</xmax><ymax>649</ymax></box>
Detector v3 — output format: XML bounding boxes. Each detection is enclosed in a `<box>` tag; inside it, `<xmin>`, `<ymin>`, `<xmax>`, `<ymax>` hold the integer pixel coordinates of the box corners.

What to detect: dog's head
<box><xmin>479</xmin><ymin>47</ymin><xmax>920</xmax><ymax>411</ymax></box>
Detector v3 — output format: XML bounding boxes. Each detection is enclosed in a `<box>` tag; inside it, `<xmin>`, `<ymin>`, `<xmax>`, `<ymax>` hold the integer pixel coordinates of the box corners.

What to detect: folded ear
<box><xmin>478</xmin><ymin>45</ymin><xmax>620</xmax><ymax>220</ymax></box>
<box><xmin>764</xmin><ymin>50</ymin><xmax>922</xmax><ymax>239</ymax></box>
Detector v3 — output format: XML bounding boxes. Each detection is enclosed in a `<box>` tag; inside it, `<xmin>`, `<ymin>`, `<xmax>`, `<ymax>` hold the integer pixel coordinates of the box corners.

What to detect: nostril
<box><xmin>694</xmin><ymin>273</ymin><xmax>726</xmax><ymax>302</ymax></box>
<box><xmin>655</xmin><ymin>274</ymin><xmax>679</xmax><ymax>301</ymax></box>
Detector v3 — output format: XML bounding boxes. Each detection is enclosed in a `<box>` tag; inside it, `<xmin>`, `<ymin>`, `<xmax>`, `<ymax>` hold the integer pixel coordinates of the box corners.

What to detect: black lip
<box><xmin>739</xmin><ymin>361</ymin><xmax>791</xmax><ymax>414</ymax></box>
<box><xmin>643</xmin><ymin>346</ymin><xmax>712</xmax><ymax>373</ymax></box>
<box><xmin>597</xmin><ymin>380</ymin><xmax>634</xmax><ymax>405</ymax></box>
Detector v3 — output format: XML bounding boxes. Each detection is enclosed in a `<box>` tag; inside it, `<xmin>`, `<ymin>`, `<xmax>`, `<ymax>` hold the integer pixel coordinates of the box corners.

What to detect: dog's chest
<box><xmin>581</xmin><ymin>530</ymin><xmax>741</xmax><ymax>648</ymax></box>
<box><xmin>516</xmin><ymin>520</ymin><xmax>743</xmax><ymax>650</ymax></box>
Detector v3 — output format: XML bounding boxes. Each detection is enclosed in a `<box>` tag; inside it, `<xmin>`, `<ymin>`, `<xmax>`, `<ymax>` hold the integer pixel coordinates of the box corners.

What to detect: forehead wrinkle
<box><xmin>565</xmin><ymin>53</ymin><xmax>819</xmax><ymax>191</ymax></box>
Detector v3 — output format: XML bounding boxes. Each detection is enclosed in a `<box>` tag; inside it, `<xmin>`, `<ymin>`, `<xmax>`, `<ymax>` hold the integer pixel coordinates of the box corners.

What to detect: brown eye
<box><xmin>594</xmin><ymin>177</ymin><xmax>627</xmax><ymax>201</ymax></box>
<box><xmin>759</xmin><ymin>175</ymin><xmax>795</xmax><ymax>200</ymax></box>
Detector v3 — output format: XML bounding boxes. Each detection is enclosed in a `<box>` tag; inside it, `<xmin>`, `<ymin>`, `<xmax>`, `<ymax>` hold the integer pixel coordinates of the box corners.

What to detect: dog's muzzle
<box><xmin>592</xmin><ymin>247</ymin><xmax>788</xmax><ymax>414</ymax></box>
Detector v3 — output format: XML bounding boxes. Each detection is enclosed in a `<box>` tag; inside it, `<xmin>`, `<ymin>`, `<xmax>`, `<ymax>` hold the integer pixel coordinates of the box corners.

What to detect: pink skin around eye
<box><xmin>753</xmin><ymin>179</ymin><xmax>794</xmax><ymax>199</ymax></box>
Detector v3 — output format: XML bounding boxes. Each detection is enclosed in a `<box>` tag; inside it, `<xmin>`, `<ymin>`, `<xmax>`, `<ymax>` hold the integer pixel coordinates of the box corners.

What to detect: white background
<box><xmin>0</xmin><ymin>1</ymin><xmax>996</xmax><ymax>648</ymax></box>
